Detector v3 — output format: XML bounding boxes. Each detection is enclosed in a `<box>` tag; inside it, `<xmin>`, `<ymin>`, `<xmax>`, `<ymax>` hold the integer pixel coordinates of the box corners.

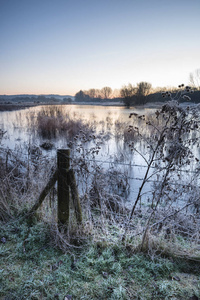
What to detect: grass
<box><xmin>34</xmin><ymin>105</ymin><xmax>94</xmax><ymax>139</ymax></box>
<box><xmin>0</xmin><ymin>220</ymin><xmax>200</xmax><ymax>300</ymax></box>
<box><xmin>1</xmin><ymin>99</ymin><xmax>200</xmax><ymax>299</ymax></box>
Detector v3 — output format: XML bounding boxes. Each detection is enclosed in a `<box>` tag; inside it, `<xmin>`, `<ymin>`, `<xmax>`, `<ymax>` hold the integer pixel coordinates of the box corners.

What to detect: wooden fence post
<box><xmin>57</xmin><ymin>149</ymin><xmax>70</xmax><ymax>227</ymax></box>
<box><xmin>68</xmin><ymin>169</ymin><xmax>82</xmax><ymax>224</ymax></box>
<box><xmin>25</xmin><ymin>148</ymin><xmax>82</xmax><ymax>228</ymax></box>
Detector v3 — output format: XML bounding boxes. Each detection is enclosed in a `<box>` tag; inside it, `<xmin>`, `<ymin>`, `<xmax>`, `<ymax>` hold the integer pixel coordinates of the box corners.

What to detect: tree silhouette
<box><xmin>136</xmin><ymin>82</ymin><xmax>152</xmax><ymax>105</ymax></box>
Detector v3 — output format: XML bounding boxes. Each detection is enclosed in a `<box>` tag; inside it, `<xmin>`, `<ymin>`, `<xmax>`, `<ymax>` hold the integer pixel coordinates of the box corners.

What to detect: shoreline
<box><xmin>0</xmin><ymin>100</ymin><xmax>197</xmax><ymax>112</ymax></box>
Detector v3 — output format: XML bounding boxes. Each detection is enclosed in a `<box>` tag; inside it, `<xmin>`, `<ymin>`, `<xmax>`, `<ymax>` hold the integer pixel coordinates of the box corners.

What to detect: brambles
<box><xmin>122</xmin><ymin>84</ymin><xmax>200</xmax><ymax>252</ymax></box>
<box><xmin>0</xmin><ymin>94</ymin><xmax>200</xmax><ymax>298</ymax></box>
<box><xmin>0</xmin><ymin>144</ymin><xmax>55</xmax><ymax>221</ymax></box>
<box><xmin>161</xmin><ymin>84</ymin><xmax>194</xmax><ymax>101</ymax></box>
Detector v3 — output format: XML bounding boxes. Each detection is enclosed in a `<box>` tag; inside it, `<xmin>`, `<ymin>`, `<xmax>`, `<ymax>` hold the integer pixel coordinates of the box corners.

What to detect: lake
<box><xmin>0</xmin><ymin>104</ymin><xmax>198</xmax><ymax>208</ymax></box>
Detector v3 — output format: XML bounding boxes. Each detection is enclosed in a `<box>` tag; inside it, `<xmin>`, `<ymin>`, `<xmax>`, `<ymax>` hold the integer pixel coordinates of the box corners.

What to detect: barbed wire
<box><xmin>1</xmin><ymin>145</ymin><xmax>199</xmax><ymax>177</ymax></box>
<box><xmin>70</xmin><ymin>156</ymin><xmax>200</xmax><ymax>175</ymax></box>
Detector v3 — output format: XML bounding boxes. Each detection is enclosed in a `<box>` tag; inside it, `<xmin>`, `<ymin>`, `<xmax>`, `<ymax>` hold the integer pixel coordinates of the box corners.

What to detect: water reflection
<box><xmin>0</xmin><ymin>104</ymin><xmax>198</xmax><ymax>207</ymax></box>
<box><xmin>0</xmin><ymin>104</ymin><xmax>153</xmax><ymax>150</ymax></box>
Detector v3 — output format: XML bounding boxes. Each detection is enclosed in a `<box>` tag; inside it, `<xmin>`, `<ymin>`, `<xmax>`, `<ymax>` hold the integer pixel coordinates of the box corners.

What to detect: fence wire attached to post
<box><xmin>26</xmin><ymin>148</ymin><xmax>82</xmax><ymax>229</ymax></box>
<box><xmin>57</xmin><ymin>149</ymin><xmax>70</xmax><ymax>228</ymax></box>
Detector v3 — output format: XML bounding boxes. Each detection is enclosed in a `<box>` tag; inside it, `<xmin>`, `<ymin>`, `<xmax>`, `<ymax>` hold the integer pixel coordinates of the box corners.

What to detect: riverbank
<box><xmin>0</xmin><ymin>102</ymin><xmax>61</xmax><ymax>111</ymax></box>
<box><xmin>0</xmin><ymin>100</ymin><xmax>200</xmax><ymax>299</ymax></box>
<box><xmin>0</xmin><ymin>100</ymin><xmax>186</xmax><ymax>112</ymax></box>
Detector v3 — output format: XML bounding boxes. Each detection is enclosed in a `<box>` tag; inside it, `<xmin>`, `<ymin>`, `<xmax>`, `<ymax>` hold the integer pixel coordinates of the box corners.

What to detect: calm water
<box><xmin>0</xmin><ymin>105</ymin><xmax>150</xmax><ymax>145</ymax></box>
<box><xmin>0</xmin><ymin>104</ymin><xmax>154</xmax><ymax>157</ymax></box>
<box><xmin>0</xmin><ymin>104</ymin><xmax>197</xmax><ymax>206</ymax></box>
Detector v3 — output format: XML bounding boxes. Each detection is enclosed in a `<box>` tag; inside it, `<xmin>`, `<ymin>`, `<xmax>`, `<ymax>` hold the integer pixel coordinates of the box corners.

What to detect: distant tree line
<box><xmin>14</xmin><ymin>95</ymin><xmax>60</xmax><ymax>103</ymax></box>
<box><xmin>75</xmin><ymin>87</ymin><xmax>122</xmax><ymax>102</ymax></box>
<box><xmin>1</xmin><ymin>69</ymin><xmax>199</xmax><ymax>107</ymax></box>
<box><xmin>0</xmin><ymin>95</ymin><xmax>72</xmax><ymax>104</ymax></box>
<box><xmin>120</xmin><ymin>82</ymin><xmax>152</xmax><ymax>108</ymax></box>
<box><xmin>75</xmin><ymin>69</ymin><xmax>200</xmax><ymax>106</ymax></box>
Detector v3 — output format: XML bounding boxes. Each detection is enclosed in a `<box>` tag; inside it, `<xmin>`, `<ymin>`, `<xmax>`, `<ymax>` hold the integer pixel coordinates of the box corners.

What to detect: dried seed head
<box><xmin>162</xmin><ymin>92</ymin><xmax>167</xmax><ymax>97</ymax></box>
<box><xmin>182</xmin><ymin>95</ymin><xmax>191</xmax><ymax>101</ymax></box>
<box><xmin>185</xmin><ymin>86</ymin><xmax>191</xmax><ymax>90</ymax></box>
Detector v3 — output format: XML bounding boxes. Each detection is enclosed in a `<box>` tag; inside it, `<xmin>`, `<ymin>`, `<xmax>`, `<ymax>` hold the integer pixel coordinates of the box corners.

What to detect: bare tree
<box><xmin>95</xmin><ymin>89</ymin><xmax>103</xmax><ymax>99</ymax></box>
<box><xmin>120</xmin><ymin>83</ymin><xmax>136</xmax><ymax>108</ymax></box>
<box><xmin>122</xmin><ymin>85</ymin><xmax>199</xmax><ymax>244</ymax></box>
<box><xmin>87</xmin><ymin>89</ymin><xmax>96</xmax><ymax>99</ymax></box>
<box><xmin>136</xmin><ymin>81</ymin><xmax>152</xmax><ymax>105</ymax></box>
<box><xmin>189</xmin><ymin>68</ymin><xmax>200</xmax><ymax>90</ymax></box>
<box><xmin>112</xmin><ymin>88</ymin><xmax>121</xmax><ymax>98</ymax></box>
<box><xmin>101</xmin><ymin>87</ymin><xmax>112</xmax><ymax>99</ymax></box>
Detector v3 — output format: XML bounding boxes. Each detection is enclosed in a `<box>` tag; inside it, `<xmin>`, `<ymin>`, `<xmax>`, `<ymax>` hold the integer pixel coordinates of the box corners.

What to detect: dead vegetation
<box><xmin>0</xmin><ymin>89</ymin><xmax>200</xmax><ymax>265</ymax></box>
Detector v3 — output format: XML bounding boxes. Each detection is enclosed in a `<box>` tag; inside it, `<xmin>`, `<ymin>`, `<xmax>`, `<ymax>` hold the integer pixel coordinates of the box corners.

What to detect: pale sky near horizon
<box><xmin>0</xmin><ymin>0</ymin><xmax>200</xmax><ymax>96</ymax></box>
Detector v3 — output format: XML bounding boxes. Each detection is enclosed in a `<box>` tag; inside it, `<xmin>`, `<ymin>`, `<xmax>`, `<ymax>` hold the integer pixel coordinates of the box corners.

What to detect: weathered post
<box><xmin>68</xmin><ymin>169</ymin><xmax>82</xmax><ymax>224</ymax></box>
<box><xmin>57</xmin><ymin>149</ymin><xmax>70</xmax><ymax>227</ymax></box>
<box><xmin>25</xmin><ymin>148</ymin><xmax>82</xmax><ymax>229</ymax></box>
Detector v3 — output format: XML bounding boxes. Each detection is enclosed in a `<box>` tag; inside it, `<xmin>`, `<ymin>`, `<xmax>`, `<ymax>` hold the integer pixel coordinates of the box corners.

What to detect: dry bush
<box><xmin>1</xmin><ymin>90</ymin><xmax>200</xmax><ymax>260</ymax></box>
<box><xmin>121</xmin><ymin>86</ymin><xmax>200</xmax><ymax>258</ymax></box>
<box><xmin>0</xmin><ymin>145</ymin><xmax>56</xmax><ymax>221</ymax></box>
<box><xmin>35</xmin><ymin>105</ymin><xmax>94</xmax><ymax>139</ymax></box>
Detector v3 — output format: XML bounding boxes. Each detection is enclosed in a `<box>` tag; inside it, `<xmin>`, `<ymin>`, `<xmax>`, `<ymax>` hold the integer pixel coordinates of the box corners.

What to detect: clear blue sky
<box><xmin>0</xmin><ymin>0</ymin><xmax>200</xmax><ymax>95</ymax></box>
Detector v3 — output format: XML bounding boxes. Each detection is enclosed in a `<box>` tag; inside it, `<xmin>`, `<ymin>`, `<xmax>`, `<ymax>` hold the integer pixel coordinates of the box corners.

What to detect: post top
<box><xmin>57</xmin><ymin>149</ymin><xmax>70</xmax><ymax>153</ymax></box>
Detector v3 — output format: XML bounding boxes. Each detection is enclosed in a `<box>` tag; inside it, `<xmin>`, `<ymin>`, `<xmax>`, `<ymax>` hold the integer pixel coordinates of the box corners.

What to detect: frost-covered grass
<box><xmin>0</xmin><ymin>220</ymin><xmax>200</xmax><ymax>300</ymax></box>
<box><xmin>1</xmin><ymin>89</ymin><xmax>200</xmax><ymax>298</ymax></box>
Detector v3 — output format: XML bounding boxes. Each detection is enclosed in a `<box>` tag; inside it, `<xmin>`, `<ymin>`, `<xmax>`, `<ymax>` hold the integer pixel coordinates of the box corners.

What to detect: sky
<box><xmin>0</xmin><ymin>0</ymin><xmax>200</xmax><ymax>96</ymax></box>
